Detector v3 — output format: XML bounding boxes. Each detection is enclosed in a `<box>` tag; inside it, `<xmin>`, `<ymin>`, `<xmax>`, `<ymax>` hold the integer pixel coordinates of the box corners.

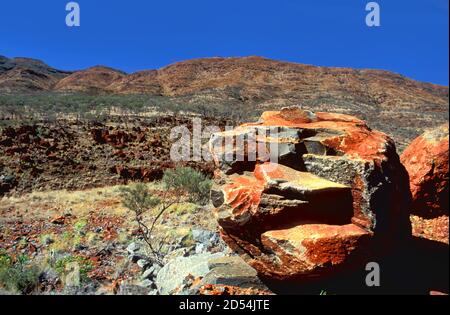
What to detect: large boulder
<box><xmin>155</xmin><ymin>252</ymin><xmax>224</xmax><ymax>295</ymax></box>
<box><xmin>401</xmin><ymin>124</ymin><xmax>449</xmax><ymax>244</ymax></box>
<box><xmin>155</xmin><ymin>252</ymin><xmax>272</xmax><ymax>295</ymax></box>
<box><xmin>200</xmin><ymin>256</ymin><xmax>273</xmax><ymax>295</ymax></box>
<box><xmin>209</xmin><ymin>107</ymin><xmax>411</xmax><ymax>280</ymax></box>
<box><xmin>401</xmin><ymin>124</ymin><xmax>449</xmax><ymax>217</ymax></box>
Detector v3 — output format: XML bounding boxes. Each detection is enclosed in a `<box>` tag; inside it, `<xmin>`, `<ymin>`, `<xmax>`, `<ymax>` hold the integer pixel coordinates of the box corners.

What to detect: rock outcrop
<box><xmin>209</xmin><ymin>107</ymin><xmax>411</xmax><ymax>280</ymax></box>
<box><xmin>401</xmin><ymin>124</ymin><xmax>449</xmax><ymax>217</ymax></box>
<box><xmin>401</xmin><ymin>124</ymin><xmax>449</xmax><ymax>244</ymax></box>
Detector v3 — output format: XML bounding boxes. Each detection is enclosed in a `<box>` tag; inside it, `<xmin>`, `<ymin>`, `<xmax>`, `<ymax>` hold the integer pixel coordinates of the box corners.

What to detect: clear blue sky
<box><xmin>1</xmin><ymin>0</ymin><xmax>448</xmax><ymax>85</ymax></box>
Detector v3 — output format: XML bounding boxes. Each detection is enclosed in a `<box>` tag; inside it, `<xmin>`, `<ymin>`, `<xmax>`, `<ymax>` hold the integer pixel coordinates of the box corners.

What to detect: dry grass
<box><xmin>0</xmin><ymin>183</ymin><xmax>164</xmax><ymax>222</ymax></box>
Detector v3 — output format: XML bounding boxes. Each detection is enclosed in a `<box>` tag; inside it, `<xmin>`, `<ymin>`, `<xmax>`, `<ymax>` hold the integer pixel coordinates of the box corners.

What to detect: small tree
<box><xmin>119</xmin><ymin>183</ymin><xmax>177</xmax><ymax>265</ymax></box>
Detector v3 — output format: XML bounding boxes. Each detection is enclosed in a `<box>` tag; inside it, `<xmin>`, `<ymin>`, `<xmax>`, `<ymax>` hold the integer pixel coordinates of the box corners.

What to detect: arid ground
<box><xmin>0</xmin><ymin>56</ymin><xmax>448</xmax><ymax>295</ymax></box>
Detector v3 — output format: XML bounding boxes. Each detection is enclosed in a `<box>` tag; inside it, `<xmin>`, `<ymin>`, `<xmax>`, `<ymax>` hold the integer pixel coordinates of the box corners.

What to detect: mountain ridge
<box><xmin>0</xmin><ymin>55</ymin><xmax>447</xmax><ymax>94</ymax></box>
<box><xmin>0</xmin><ymin>54</ymin><xmax>448</xmax><ymax>150</ymax></box>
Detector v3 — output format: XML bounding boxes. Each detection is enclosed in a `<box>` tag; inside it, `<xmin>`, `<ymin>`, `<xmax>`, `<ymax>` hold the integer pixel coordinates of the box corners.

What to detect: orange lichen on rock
<box><xmin>240</xmin><ymin>107</ymin><xmax>395</xmax><ymax>161</ymax></box>
<box><xmin>222</xmin><ymin>175</ymin><xmax>264</xmax><ymax>217</ymax></box>
<box><xmin>401</xmin><ymin>124</ymin><xmax>449</xmax><ymax>244</ymax></box>
<box><xmin>259</xmin><ymin>223</ymin><xmax>371</xmax><ymax>278</ymax></box>
<box><xmin>209</xmin><ymin>107</ymin><xmax>411</xmax><ymax>280</ymax></box>
<box><xmin>401</xmin><ymin>123</ymin><xmax>449</xmax><ymax>217</ymax></box>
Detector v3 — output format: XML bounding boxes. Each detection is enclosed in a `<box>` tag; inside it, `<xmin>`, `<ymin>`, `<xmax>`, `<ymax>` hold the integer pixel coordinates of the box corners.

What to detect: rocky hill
<box><xmin>0</xmin><ymin>56</ymin><xmax>71</xmax><ymax>92</ymax></box>
<box><xmin>53</xmin><ymin>66</ymin><xmax>126</xmax><ymax>94</ymax></box>
<box><xmin>2</xmin><ymin>56</ymin><xmax>447</xmax><ymax>102</ymax></box>
<box><xmin>0</xmin><ymin>55</ymin><xmax>448</xmax><ymax>148</ymax></box>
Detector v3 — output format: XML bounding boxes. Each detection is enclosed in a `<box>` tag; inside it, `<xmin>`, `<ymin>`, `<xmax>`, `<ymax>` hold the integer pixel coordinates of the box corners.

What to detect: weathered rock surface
<box><xmin>155</xmin><ymin>252</ymin><xmax>224</xmax><ymax>295</ymax></box>
<box><xmin>200</xmin><ymin>256</ymin><xmax>273</xmax><ymax>295</ymax></box>
<box><xmin>401</xmin><ymin>124</ymin><xmax>449</xmax><ymax>217</ymax></box>
<box><xmin>209</xmin><ymin>107</ymin><xmax>411</xmax><ymax>280</ymax></box>
<box><xmin>154</xmin><ymin>252</ymin><xmax>273</xmax><ymax>295</ymax></box>
<box><xmin>401</xmin><ymin>124</ymin><xmax>449</xmax><ymax>244</ymax></box>
<box><xmin>117</xmin><ymin>283</ymin><xmax>151</xmax><ymax>295</ymax></box>
<box><xmin>201</xmin><ymin>256</ymin><xmax>270</xmax><ymax>291</ymax></box>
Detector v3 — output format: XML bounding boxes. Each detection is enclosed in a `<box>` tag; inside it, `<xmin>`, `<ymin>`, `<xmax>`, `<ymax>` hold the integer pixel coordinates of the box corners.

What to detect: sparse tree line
<box><xmin>0</xmin><ymin>93</ymin><xmax>262</xmax><ymax>125</ymax></box>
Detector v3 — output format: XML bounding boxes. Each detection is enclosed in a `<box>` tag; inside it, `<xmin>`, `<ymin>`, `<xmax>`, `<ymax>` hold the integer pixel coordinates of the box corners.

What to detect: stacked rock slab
<box><xmin>209</xmin><ymin>107</ymin><xmax>411</xmax><ymax>280</ymax></box>
<box><xmin>401</xmin><ymin>124</ymin><xmax>449</xmax><ymax>244</ymax></box>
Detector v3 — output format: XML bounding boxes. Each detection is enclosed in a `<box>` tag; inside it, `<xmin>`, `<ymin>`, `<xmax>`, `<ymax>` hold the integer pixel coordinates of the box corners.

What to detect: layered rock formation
<box><xmin>401</xmin><ymin>124</ymin><xmax>449</xmax><ymax>244</ymax></box>
<box><xmin>209</xmin><ymin>107</ymin><xmax>411</xmax><ymax>280</ymax></box>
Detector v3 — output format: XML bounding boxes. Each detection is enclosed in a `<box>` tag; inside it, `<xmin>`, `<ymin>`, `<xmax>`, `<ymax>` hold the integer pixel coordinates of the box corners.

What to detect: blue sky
<box><xmin>1</xmin><ymin>0</ymin><xmax>448</xmax><ymax>85</ymax></box>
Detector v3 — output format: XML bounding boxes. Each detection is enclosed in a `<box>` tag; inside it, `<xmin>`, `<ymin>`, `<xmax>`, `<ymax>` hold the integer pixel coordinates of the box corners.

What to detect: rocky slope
<box><xmin>0</xmin><ymin>116</ymin><xmax>222</xmax><ymax>197</ymax></box>
<box><xmin>54</xmin><ymin>66</ymin><xmax>126</xmax><ymax>94</ymax></box>
<box><xmin>0</xmin><ymin>56</ymin><xmax>71</xmax><ymax>92</ymax></box>
<box><xmin>0</xmin><ymin>55</ymin><xmax>448</xmax><ymax>149</ymax></box>
<box><xmin>1</xmin><ymin>55</ymin><xmax>446</xmax><ymax>101</ymax></box>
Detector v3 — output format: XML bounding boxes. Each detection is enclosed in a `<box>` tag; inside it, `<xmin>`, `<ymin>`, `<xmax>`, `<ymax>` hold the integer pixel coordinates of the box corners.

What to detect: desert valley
<box><xmin>0</xmin><ymin>55</ymin><xmax>448</xmax><ymax>295</ymax></box>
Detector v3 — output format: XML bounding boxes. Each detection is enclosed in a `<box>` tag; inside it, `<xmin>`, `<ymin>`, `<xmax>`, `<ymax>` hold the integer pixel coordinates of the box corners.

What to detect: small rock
<box><xmin>137</xmin><ymin>259</ymin><xmax>151</xmax><ymax>269</ymax></box>
<box><xmin>64</xmin><ymin>262</ymin><xmax>80</xmax><ymax>287</ymax></box>
<box><xmin>202</xmin><ymin>256</ymin><xmax>270</xmax><ymax>292</ymax></box>
<box><xmin>43</xmin><ymin>236</ymin><xmax>54</xmax><ymax>245</ymax></box>
<box><xmin>74</xmin><ymin>243</ymin><xmax>88</xmax><ymax>251</ymax></box>
<box><xmin>139</xmin><ymin>279</ymin><xmax>155</xmax><ymax>288</ymax></box>
<box><xmin>98</xmin><ymin>243</ymin><xmax>115</xmax><ymax>256</ymax></box>
<box><xmin>192</xmin><ymin>228</ymin><xmax>216</xmax><ymax>245</ymax></box>
<box><xmin>126</xmin><ymin>242</ymin><xmax>141</xmax><ymax>254</ymax></box>
<box><xmin>141</xmin><ymin>266</ymin><xmax>156</xmax><ymax>280</ymax></box>
<box><xmin>195</xmin><ymin>243</ymin><xmax>205</xmax><ymax>254</ymax></box>
<box><xmin>128</xmin><ymin>254</ymin><xmax>143</xmax><ymax>263</ymax></box>
<box><xmin>153</xmin><ymin>264</ymin><xmax>162</xmax><ymax>275</ymax></box>
<box><xmin>163</xmin><ymin>247</ymin><xmax>189</xmax><ymax>262</ymax></box>
<box><xmin>183</xmin><ymin>246</ymin><xmax>195</xmax><ymax>256</ymax></box>
<box><xmin>0</xmin><ymin>174</ymin><xmax>15</xmax><ymax>184</ymax></box>
<box><xmin>63</xmin><ymin>283</ymin><xmax>98</xmax><ymax>295</ymax></box>
<box><xmin>94</xmin><ymin>227</ymin><xmax>103</xmax><ymax>233</ymax></box>
<box><xmin>156</xmin><ymin>252</ymin><xmax>224</xmax><ymax>295</ymax></box>
<box><xmin>50</xmin><ymin>215</ymin><xmax>66</xmax><ymax>225</ymax></box>
<box><xmin>117</xmin><ymin>283</ymin><xmax>150</xmax><ymax>295</ymax></box>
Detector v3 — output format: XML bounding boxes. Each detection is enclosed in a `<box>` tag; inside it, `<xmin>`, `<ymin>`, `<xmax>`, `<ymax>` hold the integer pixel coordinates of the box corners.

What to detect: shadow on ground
<box><xmin>264</xmin><ymin>236</ymin><xmax>449</xmax><ymax>295</ymax></box>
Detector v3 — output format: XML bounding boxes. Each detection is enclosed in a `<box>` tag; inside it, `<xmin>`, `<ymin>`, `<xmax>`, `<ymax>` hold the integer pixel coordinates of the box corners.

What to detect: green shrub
<box><xmin>0</xmin><ymin>253</ymin><xmax>40</xmax><ymax>294</ymax></box>
<box><xmin>162</xmin><ymin>167</ymin><xmax>212</xmax><ymax>205</ymax></box>
<box><xmin>0</xmin><ymin>250</ymin><xmax>12</xmax><ymax>269</ymax></box>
